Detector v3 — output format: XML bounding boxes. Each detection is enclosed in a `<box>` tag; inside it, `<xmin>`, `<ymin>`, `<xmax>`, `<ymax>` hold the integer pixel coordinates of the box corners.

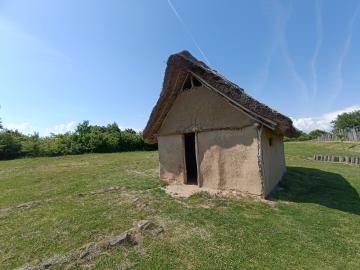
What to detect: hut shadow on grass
<box><xmin>275</xmin><ymin>166</ymin><xmax>360</xmax><ymax>215</ymax></box>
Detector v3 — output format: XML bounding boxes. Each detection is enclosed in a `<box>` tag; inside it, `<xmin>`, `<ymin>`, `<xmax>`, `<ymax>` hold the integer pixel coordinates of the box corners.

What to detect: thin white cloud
<box><xmin>262</xmin><ymin>1</ymin><xmax>310</xmax><ymax>102</ymax></box>
<box><xmin>3</xmin><ymin>120</ymin><xmax>142</xmax><ymax>136</ymax></box>
<box><xmin>167</xmin><ymin>0</ymin><xmax>211</xmax><ymax>66</ymax></box>
<box><xmin>310</xmin><ymin>0</ymin><xmax>322</xmax><ymax>99</ymax></box>
<box><xmin>252</xmin><ymin>43</ymin><xmax>276</xmax><ymax>94</ymax></box>
<box><xmin>4</xmin><ymin>121</ymin><xmax>78</xmax><ymax>136</ymax></box>
<box><xmin>330</xmin><ymin>3</ymin><xmax>360</xmax><ymax>105</ymax></box>
<box><xmin>291</xmin><ymin>105</ymin><xmax>360</xmax><ymax>133</ymax></box>
<box><xmin>45</xmin><ymin>121</ymin><xmax>78</xmax><ymax>135</ymax></box>
<box><xmin>5</xmin><ymin>122</ymin><xmax>38</xmax><ymax>134</ymax></box>
<box><xmin>0</xmin><ymin>17</ymin><xmax>71</xmax><ymax>61</ymax></box>
<box><xmin>278</xmin><ymin>6</ymin><xmax>309</xmax><ymax>102</ymax></box>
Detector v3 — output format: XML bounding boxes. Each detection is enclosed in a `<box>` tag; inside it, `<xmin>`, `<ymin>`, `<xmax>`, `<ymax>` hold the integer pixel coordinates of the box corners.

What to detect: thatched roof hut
<box><xmin>144</xmin><ymin>51</ymin><xmax>299</xmax><ymax>197</ymax></box>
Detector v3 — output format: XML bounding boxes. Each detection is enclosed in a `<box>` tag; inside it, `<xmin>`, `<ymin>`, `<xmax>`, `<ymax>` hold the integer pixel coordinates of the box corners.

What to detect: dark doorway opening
<box><xmin>184</xmin><ymin>133</ymin><xmax>198</xmax><ymax>185</ymax></box>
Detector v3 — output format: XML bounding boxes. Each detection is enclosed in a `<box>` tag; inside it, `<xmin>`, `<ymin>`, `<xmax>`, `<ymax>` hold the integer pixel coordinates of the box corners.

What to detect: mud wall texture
<box><xmin>158</xmin><ymin>86</ymin><xmax>254</xmax><ymax>135</ymax></box>
<box><xmin>197</xmin><ymin>127</ymin><xmax>263</xmax><ymax>195</ymax></box>
<box><xmin>158</xmin><ymin>135</ymin><xmax>185</xmax><ymax>184</ymax></box>
<box><xmin>261</xmin><ymin>127</ymin><xmax>286</xmax><ymax>196</ymax></box>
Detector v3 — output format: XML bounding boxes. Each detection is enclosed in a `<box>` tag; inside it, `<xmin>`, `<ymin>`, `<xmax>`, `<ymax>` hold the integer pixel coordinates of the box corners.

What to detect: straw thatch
<box><xmin>143</xmin><ymin>51</ymin><xmax>300</xmax><ymax>143</ymax></box>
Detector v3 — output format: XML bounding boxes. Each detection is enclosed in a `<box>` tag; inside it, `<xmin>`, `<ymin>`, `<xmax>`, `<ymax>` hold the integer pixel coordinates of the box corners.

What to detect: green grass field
<box><xmin>1</xmin><ymin>142</ymin><xmax>359</xmax><ymax>269</ymax></box>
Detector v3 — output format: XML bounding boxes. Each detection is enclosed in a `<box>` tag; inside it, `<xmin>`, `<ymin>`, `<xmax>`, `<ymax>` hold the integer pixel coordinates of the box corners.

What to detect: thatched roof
<box><xmin>143</xmin><ymin>50</ymin><xmax>300</xmax><ymax>143</ymax></box>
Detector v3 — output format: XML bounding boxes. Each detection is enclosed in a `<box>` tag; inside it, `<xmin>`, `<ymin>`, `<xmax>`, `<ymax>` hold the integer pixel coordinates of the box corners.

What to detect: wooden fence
<box><xmin>313</xmin><ymin>126</ymin><xmax>360</xmax><ymax>141</ymax></box>
<box><xmin>314</xmin><ymin>154</ymin><xmax>360</xmax><ymax>165</ymax></box>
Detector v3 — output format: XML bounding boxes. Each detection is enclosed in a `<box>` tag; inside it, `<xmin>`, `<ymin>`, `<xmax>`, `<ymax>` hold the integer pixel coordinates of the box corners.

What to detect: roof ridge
<box><xmin>143</xmin><ymin>51</ymin><xmax>300</xmax><ymax>143</ymax></box>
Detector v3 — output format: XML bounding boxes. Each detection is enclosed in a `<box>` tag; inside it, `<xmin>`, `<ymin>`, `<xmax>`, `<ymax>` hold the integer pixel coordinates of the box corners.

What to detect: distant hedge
<box><xmin>284</xmin><ymin>129</ymin><xmax>328</xmax><ymax>142</ymax></box>
<box><xmin>0</xmin><ymin>121</ymin><xmax>157</xmax><ymax>160</ymax></box>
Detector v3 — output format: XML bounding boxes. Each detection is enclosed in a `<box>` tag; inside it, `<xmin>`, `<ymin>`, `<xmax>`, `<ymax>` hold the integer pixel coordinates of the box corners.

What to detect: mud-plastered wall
<box><xmin>261</xmin><ymin>127</ymin><xmax>286</xmax><ymax>196</ymax></box>
<box><xmin>197</xmin><ymin>127</ymin><xmax>263</xmax><ymax>195</ymax></box>
<box><xmin>158</xmin><ymin>135</ymin><xmax>185</xmax><ymax>184</ymax></box>
<box><xmin>158</xmin><ymin>86</ymin><xmax>254</xmax><ymax>135</ymax></box>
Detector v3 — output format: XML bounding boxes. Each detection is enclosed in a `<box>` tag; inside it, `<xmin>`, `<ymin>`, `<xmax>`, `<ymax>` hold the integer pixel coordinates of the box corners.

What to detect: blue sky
<box><xmin>1</xmin><ymin>0</ymin><xmax>360</xmax><ymax>135</ymax></box>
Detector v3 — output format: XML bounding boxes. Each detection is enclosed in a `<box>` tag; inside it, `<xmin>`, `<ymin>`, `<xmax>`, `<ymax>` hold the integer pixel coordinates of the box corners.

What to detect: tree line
<box><xmin>285</xmin><ymin>110</ymin><xmax>360</xmax><ymax>142</ymax></box>
<box><xmin>1</xmin><ymin>110</ymin><xmax>359</xmax><ymax>159</ymax></box>
<box><xmin>284</xmin><ymin>129</ymin><xmax>328</xmax><ymax>142</ymax></box>
<box><xmin>0</xmin><ymin>120</ymin><xmax>157</xmax><ymax>160</ymax></box>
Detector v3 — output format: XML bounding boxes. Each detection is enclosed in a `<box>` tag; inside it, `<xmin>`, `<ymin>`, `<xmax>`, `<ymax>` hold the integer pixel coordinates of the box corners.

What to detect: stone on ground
<box><xmin>137</xmin><ymin>220</ymin><xmax>151</xmax><ymax>230</ymax></box>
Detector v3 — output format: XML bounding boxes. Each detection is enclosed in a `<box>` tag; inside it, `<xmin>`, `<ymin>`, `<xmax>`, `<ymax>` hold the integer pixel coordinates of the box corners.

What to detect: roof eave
<box><xmin>143</xmin><ymin>50</ymin><xmax>300</xmax><ymax>143</ymax></box>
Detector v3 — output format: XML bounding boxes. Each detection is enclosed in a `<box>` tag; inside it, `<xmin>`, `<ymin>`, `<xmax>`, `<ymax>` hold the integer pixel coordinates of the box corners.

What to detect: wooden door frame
<box><xmin>182</xmin><ymin>132</ymin><xmax>200</xmax><ymax>187</ymax></box>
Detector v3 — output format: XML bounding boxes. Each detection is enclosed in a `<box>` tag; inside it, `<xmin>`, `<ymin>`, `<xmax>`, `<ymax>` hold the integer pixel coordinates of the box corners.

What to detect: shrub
<box><xmin>331</xmin><ymin>110</ymin><xmax>360</xmax><ymax>130</ymax></box>
<box><xmin>0</xmin><ymin>121</ymin><xmax>157</xmax><ymax>160</ymax></box>
<box><xmin>0</xmin><ymin>130</ymin><xmax>22</xmax><ymax>160</ymax></box>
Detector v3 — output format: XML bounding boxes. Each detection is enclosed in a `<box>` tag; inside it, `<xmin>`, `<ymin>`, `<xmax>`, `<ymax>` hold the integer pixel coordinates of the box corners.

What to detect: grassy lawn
<box><xmin>0</xmin><ymin>142</ymin><xmax>359</xmax><ymax>269</ymax></box>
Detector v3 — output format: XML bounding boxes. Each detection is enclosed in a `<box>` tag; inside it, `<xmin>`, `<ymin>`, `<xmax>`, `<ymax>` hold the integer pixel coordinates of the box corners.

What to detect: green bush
<box><xmin>331</xmin><ymin>110</ymin><xmax>360</xmax><ymax>130</ymax></box>
<box><xmin>0</xmin><ymin>130</ymin><xmax>22</xmax><ymax>160</ymax></box>
<box><xmin>284</xmin><ymin>129</ymin><xmax>328</xmax><ymax>142</ymax></box>
<box><xmin>0</xmin><ymin>121</ymin><xmax>157</xmax><ymax>160</ymax></box>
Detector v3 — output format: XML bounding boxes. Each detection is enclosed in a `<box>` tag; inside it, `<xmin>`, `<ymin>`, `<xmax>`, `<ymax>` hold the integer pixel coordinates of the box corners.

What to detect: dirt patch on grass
<box><xmin>2</xmin><ymin>186</ymin><xmax>133</xmax><ymax>219</ymax></box>
<box><xmin>0</xmin><ymin>207</ymin><xmax>11</xmax><ymax>218</ymax></box>
<box><xmin>77</xmin><ymin>186</ymin><xmax>127</xmax><ymax>197</ymax></box>
<box><xmin>1</xmin><ymin>199</ymin><xmax>53</xmax><ymax>219</ymax></box>
<box><xmin>165</xmin><ymin>185</ymin><xmax>220</xmax><ymax>198</ymax></box>
<box><xmin>164</xmin><ymin>184</ymin><xmax>262</xmax><ymax>200</ymax></box>
<box><xmin>15</xmin><ymin>220</ymin><xmax>164</xmax><ymax>270</ymax></box>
